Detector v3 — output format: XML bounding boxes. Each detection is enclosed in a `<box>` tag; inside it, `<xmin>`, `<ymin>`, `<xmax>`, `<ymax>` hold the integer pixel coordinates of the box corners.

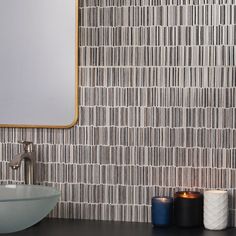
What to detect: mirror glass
<box><xmin>0</xmin><ymin>0</ymin><xmax>78</xmax><ymax>128</ymax></box>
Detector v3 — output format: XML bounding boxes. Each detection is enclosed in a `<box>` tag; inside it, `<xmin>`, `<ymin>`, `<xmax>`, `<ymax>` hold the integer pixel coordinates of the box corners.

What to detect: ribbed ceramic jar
<box><xmin>204</xmin><ymin>190</ymin><xmax>228</xmax><ymax>230</ymax></box>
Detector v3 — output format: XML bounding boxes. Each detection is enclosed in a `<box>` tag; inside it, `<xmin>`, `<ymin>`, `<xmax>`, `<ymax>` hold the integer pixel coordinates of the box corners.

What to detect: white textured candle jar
<box><xmin>204</xmin><ymin>190</ymin><xmax>228</xmax><ymax>230</ymax></box>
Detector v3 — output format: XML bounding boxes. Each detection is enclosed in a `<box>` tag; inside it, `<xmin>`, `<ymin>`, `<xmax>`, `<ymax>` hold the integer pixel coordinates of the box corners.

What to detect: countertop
<box><xmin>4</xmin><ymin>219</ymin><xmax>236</xmax><ymax>236</ymax></box>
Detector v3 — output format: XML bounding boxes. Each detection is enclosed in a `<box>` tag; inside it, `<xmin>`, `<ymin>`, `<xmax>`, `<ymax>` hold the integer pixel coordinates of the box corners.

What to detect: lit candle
<box><xmin>152</xmin><ymin>197</ymin><xmax>173</xmax><ymax>227</ymax></box>
<box><xmin>174</xmin><ymin>191</ymin><xmax>203</xmax><ymax>227</ymax></box>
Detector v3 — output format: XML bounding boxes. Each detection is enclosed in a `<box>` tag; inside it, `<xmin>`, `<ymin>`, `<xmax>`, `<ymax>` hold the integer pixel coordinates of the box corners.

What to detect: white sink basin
<box><xmin>0</xmin><ymin>184</ymin><xmax>60</xmax><ymax>233</ymax></box>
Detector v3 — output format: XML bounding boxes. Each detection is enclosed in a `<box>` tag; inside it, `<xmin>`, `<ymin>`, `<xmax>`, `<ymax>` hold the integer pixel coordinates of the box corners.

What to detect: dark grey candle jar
<box><xmin>174</xmin><ymin>191</ymin><xmax>203</xmax><ymax>227</ymax></box>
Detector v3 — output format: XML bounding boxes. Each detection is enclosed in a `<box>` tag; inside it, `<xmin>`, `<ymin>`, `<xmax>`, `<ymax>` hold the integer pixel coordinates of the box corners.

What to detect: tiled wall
<box><xmin>1</xmin><ymin>0</ymin><xmax>236</xmax><ymax>226</ymax></box>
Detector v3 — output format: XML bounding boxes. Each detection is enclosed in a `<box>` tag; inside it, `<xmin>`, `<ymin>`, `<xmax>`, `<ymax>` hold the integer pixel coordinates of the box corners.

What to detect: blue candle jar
<box><xmin>152</xmin><ymin>197</ymin><xmax>173</xmax><ymax>227</ymax></box>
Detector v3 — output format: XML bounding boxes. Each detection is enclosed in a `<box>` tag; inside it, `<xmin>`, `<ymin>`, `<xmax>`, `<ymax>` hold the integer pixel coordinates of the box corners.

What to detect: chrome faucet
<box><xmin>10</xmin><ymin>141</ymin><xmax>36</xmax><ymax>185</ymax></box>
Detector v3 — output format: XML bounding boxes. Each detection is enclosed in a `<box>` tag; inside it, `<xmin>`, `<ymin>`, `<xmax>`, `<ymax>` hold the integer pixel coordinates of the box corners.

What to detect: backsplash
<box><xmin>1</xmin><ymin>0</ymin><xmax>236</xmax><ymax>226</ymax></box>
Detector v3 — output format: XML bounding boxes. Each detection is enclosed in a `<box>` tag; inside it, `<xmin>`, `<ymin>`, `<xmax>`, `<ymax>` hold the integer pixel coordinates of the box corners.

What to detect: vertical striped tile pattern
<box><xmin>1</xmin><ymin>0</ymin><xmax>236</xmax><ymax>226</ymax></box>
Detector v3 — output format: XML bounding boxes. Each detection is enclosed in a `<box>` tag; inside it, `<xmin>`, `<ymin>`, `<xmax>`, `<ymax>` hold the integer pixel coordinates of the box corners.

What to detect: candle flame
<box><xmin>160</xmin><ymin>198</ymin><xmax>168</xmax><ymax>202</ymax></box>
<box><xmin>177</xmin><ymin>191</ymin><xmax>200</xmax><ymax>199</ymax></box>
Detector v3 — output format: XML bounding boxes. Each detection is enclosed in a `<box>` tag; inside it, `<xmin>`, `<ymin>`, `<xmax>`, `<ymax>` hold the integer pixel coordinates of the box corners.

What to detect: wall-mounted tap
<box><xmin>10</xmin><ymin>141</ymin><xmax>36</xmax><ymax>185</ymax></box>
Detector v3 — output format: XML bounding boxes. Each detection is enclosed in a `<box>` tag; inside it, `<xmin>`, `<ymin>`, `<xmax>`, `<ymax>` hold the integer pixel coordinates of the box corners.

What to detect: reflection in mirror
<box><xmin>0</xmin><ymin>0</ymin><xmax>78</xmax><ymax>128</ymax></box>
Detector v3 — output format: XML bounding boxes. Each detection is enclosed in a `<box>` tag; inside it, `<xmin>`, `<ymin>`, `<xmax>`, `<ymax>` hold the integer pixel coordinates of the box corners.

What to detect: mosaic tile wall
<box><xmin>1</xmin><ymin>0</ymin><xmax>236</xmax><ymax>226</ymax></box>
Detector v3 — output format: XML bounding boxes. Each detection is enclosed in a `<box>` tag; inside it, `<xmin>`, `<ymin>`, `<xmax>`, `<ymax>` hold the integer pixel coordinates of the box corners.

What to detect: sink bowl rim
<box><xmin>0</xmin><ymin>184</ymin><xmax>60</xmax><ymax>202</ymax></box>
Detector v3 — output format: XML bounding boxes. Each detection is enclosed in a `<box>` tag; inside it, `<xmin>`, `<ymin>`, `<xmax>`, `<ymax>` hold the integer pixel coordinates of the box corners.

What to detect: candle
<box><xmin>152</xmin><ymin>197</ymin><xmax>173</xmax><ymax>227</ymax></box>
<box><xmin>174</xmin><ymin>191</ymin><xmax>203</xmax><ymax>227</ymax></box>
<box><xmin>204</xmin><ymin>190</ymin><xmax>228</xmax><ymax>230</ymax></box>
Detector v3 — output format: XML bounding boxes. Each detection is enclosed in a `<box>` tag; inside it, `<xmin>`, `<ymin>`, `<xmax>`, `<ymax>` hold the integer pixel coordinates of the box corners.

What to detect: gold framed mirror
<box><xmin>0</xmin><ymin>0</ymin><xmax>78</xmax><ymax>128</ymax></box>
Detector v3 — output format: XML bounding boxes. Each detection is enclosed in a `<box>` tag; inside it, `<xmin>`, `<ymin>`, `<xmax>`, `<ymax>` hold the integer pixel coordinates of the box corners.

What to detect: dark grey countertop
<box><xmin>4</xmin><ymin>219</ymin><xmax>236</xmax><ymax>236</ymax></box>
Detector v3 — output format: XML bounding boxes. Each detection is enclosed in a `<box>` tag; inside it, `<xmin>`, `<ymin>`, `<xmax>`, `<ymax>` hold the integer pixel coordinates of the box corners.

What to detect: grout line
<box><xmin>77</xmin><ymin>105</ymin><xmax>236</xmax><ymax>109</ymax></box>
<box><xmin>78</xmin><ymin>24</ymin><xmax>236</xmax><ymax>28</ymax></box>
<box><xmin>78</xmin><ymin>86</ymin><xmax>236</xmax><ymax>89</ymax></box>
<box><xmin>79</xmin><ymin>65</ymin><xmax>236</xmax><ymax>68</ymax></box>
<box><xmin>78</xmin><ymin>25</ymin><xmax>236</xmax><ymax>28</ymax></box>
<box><xmin>79</xmin><ymin>4</ymin><xmax>235</xmax><ymax>9</ymax></box>
<box><xmin>16</xmin><ymin>161</ymin><xmax>236</xmax><ymax>169</ymax></box>
<box><xmin>79</xmin><ymin>45</ymin><xmax>236</xmax><ymax>48</ymax></box>
<box><xmin>73</xmin><ymin>125</ymin><xmax>236</xmax><ymax>130</ymax></box>
<box><xmin>1</xmin><ymin>143</ymin><xmax>236</xmax><ymax>150</ymax></box>
<box><xmin>40</xmin><ymin>182</ymin><xmax>236</xmax><ymax>190</ymax></box>
<box><xmin>2</xmin><ymin>161</ymin><xmax>236</xmax><ymax>171</ymax></box>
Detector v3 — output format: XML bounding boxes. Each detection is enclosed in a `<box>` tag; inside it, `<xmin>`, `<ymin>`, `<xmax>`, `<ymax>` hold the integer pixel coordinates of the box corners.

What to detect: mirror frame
<box><xmin>0</xmin><ymin>0</ymin><xmax>79</xmax><ymax>129</ymax></box>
